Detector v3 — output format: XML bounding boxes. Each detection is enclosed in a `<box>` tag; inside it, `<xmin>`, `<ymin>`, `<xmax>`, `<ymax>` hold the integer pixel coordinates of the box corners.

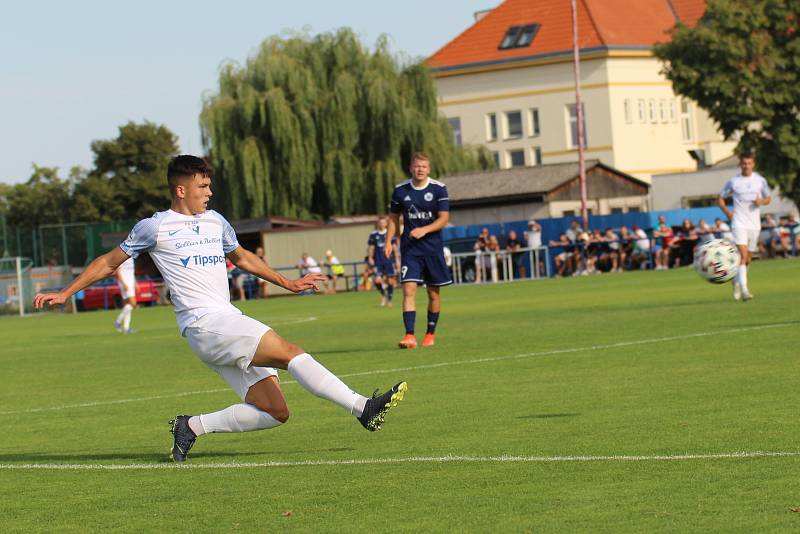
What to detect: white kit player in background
<box><xmin>114</xmin><ymin>256</ymin><xmax>137</xmax><ymax>334</ymax></box>
<box><xmin>717</xmin><ymin>152</ymin><xmax>771</xmax><ymax>301</ymax></box>
<box><xmin>33</xmin><ymin>155</ymin><xmax>408</xmax><ymax>463</ymax></box>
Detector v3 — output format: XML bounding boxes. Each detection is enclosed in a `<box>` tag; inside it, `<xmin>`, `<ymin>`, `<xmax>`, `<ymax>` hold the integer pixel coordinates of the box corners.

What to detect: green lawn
<box><xmin>1</xmin><ymin>260</ymin><xmax>799</xmax><ymax>532</ymax></box>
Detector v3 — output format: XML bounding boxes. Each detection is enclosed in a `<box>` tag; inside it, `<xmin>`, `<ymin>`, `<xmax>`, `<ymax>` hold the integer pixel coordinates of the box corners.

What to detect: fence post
<box><xmin>16</xmin><ymin>256</ymin><xmax>24</xmax><ymax>317</ymax></box>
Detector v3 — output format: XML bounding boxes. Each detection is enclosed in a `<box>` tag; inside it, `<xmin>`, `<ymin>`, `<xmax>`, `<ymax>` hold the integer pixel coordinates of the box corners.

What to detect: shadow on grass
<box><xmin>0</xmin><ymin>447</ymin><xmax>356</xmax><ymax>463</ymax></box>
<box><xmin>518</xmin><ymin>413</ymin><xmax>580</xmax><ymax>419</ymax></box>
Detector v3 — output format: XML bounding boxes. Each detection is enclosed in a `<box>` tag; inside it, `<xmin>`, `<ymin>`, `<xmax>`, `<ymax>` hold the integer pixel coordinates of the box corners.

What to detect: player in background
<box><xmin>717</xmin><ymin>152</ymin><xmax>771</xmax><ymax>301</ymax></box>
<box><xmin>386</xmin><ymin>152</ymin><xmax>451</xmax><ymax>348</ymax></box>
<box><xmin>367</xmin><ymin>216</ymin><xmax>399</xmax><ymax>307</ymax></box>
<box><xmin>34</xmin><ymin>155</ymin><xmax>407</xmax><ymax>463</ymax></box>
<box><xmin>114</xmin><ymin>256</ymin><xmax>137</xmax><ymax>334</ymax></box>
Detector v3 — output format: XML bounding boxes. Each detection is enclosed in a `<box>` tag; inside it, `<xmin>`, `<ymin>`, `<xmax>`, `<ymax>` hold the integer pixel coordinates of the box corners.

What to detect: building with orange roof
<box><xmin>428</xmin><ymin>0</ymin><xmax>735</xmax><ymax>216</ymax></box>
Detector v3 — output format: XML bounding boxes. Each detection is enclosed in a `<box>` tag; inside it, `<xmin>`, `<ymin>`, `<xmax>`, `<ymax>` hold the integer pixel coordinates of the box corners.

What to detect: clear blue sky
<box><xmin>0</xmin><ymin>0</ymin><xmax>496</xmax><ymax>185</ymax></box>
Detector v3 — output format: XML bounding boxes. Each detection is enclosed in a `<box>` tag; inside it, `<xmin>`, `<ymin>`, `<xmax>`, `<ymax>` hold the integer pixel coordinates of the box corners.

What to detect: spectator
<box><xmin>572</xmin><ymin>231</ymin><xmax>589</xmax><ymax>276</ymax></box>
<box><xmin>652</xmin><ymin>216</ymin><xmax>674</xmax><ymax>270</ymax></box>
<box><xmin>322</xmin><ymin>249</ymin><xmax>345</xmax><ymax>294</ymax></box>
<box><xmin>618</xmin><ymin>225</ymin><xmax>635</xmax><ymax>270</ymax></box>
<box><xmin>487</xmin><ymin>235</ymin><xmax>501</xmax><ymax>282</ymax></box>
<box><xmin>758</xmin><ymin>214</ymin><xmax>778</xmax><ymax>258</ymax></box>
<box><xmin>697</xmin><ymin>219</ymin><xmax>715</xmax><ymax>243</ymax></box>
<box><xmin>584</xmin><ymin>229</ymin><xmax>606</xmax><ymax>274</ymax></box>
<box><xmin>505</xmin><ymin>229</ymin><xmax>525</xmax><ymax>279</ymax></box>
<box><xmin>787</xmin><ymin>210</ymin><xmax>800</xmax><ymax>255</ymax></box>
<box><xmin>714</xmin><ymin>217</ymin><xmax>734</xmax><ymax>242</ymax></box>
<box><xmin>473</xmin><ymin>227</ymin><xmax>491</xmax><ymax>283</ymax></box>
<box><xmin>255</xmin><ymin>246</ymin><xmax>269</xmax><ymax>299</ymax></box>
<box><xmin>630</xmin><ymin>224</ymin><xmax>651</xmax><ymax>270</ymax></box>
<box><xmin>548</xmin><ymin>233</ymin><xmax>573</xmax><ymax>276</ymax></box>
<box><xmin>565</xmin><ymin>219</ymin><xmax>583</xmax><ymax>243</ymax></box>
<box><xmin>605</xmin><ymin>228</ymin><xmax>624</xmax><ymax>273</ymax></box>
<box><xmin>670</xmin><ymin>218</ymin><xmax>698</xmax><ymax>267</ymax></box>
<box><xmin>226</xmin><ymin>258</ymin><xmax>246</xmax><ymax>301</ymax></box>
<box><xmin>524</xmin><ymin>219</ymin><xmax>544</xmax><ymax>277</ymax></box>
<box><xmin>298</xmin><ymin>253</ymin><xmax>322</xmax><ymax>276</ymax></box>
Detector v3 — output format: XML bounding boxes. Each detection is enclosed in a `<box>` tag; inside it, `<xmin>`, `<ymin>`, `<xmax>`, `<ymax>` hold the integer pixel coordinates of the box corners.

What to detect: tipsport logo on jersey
<box><xmin>179</xmin><ymin>255</ymin><xmax>226</xmax><ymax>268</ymax></box>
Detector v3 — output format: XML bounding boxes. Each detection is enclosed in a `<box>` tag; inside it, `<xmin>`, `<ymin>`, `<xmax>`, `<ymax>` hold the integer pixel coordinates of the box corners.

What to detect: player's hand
<box><xmin>368</xmin><ymin>257</ymin><xmax>375</xmax><ymax>266</ymax></box>
<box><xmin>410</xmin><ymin>228</ymin><xmax>427</xmax><ymax>240</ymax></box>
<box><xmin>383</xmin><ymin>242</ymin><xmax>393</xmax><ymax>258</ymax></box>
<box><xmin>34</xmin><ymin>292</ymin><xmax>67</xmax><ymax>309</ymax></box>
<box><xmin>286</xmin><ymin>273</ymin><xmax>326</xmax><ymax>293</ymax></box>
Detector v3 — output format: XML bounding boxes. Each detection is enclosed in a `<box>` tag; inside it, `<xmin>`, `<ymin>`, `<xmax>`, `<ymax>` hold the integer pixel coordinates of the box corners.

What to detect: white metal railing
<box><xmin>450</xmin><ymin>247</ymin><xmax>550</xmax><ymax>285</ymax></box>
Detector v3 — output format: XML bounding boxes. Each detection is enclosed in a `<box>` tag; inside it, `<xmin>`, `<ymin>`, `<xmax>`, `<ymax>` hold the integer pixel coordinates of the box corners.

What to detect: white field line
<box><xmin>0</xmin><ymin>451</ymin><xmax>798</xmax><ymax>470</ymax></box>
<box><xmin>0</xmin><ymin>321</ymin><xmax>792</xmax><ymax>417</ymax></box>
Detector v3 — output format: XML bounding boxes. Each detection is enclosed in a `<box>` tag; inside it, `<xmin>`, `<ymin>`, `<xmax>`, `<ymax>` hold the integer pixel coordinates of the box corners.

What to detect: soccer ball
<box><xmin>693</xmin><ymin>239</ymin><xmax>740</xmax><ymax>284</ymax></box>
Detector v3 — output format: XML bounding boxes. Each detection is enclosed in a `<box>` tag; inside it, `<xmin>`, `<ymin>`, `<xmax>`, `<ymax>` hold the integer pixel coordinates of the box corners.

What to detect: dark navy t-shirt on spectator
<box><xmin>389</xmin><ymin>178</ymin><xmax>449</xmax><ymax>257</ymax></box>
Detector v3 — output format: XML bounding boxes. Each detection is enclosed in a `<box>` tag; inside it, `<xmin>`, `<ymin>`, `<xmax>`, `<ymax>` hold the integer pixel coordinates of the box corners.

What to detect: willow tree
<box><xmin>201</xmin><ymin>28</ymin><xmax>492</xmax><ymax>220</ymax></box>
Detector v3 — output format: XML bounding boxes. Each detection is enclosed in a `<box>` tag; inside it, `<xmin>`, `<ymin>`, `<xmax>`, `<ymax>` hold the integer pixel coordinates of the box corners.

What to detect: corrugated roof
<box><xmin>440</xmin><ymin>160</ymin><xmax>646</xmax><ymax>202</ymax></box>
<box><xmin>427</xmin><ymin>0</ymin><xmax>707</xmax><ymax>72</ymax></box>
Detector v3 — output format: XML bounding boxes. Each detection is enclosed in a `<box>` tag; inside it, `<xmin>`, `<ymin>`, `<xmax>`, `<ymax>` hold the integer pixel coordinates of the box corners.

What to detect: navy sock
<box><xmin>426</xmin><ymin>311</ymin><xmax>440</xmax><ymax>334</ymax></box>
<box><xmin>376</xmin><ymin>284</ymin><xmax>385</xmax><ymax>296</ymax></box>
<box><xmin>386</xmin><ymin>285</ymin><xmax>394</xmax><ymax>302</ymax></box>
<box><xmin>403</xmin><ymin>311</ymin><xmax>415</xmax><ymax>334</ymax></box>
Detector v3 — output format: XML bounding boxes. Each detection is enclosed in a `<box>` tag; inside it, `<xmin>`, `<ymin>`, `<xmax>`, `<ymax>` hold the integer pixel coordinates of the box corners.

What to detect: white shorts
<box><xmin>184</xmin><ymin>311</ymin><xmax>277</xmax><ymax>400</ymax></box>
<box><xmin>732</xmin><ymin>226</ymin><xmax>759</xmax><ymax>252</ymax></box>
<box><xmin>117</xmin><ymin>277</ymin><xmax>135</xmax><ymax>299</ymax></box>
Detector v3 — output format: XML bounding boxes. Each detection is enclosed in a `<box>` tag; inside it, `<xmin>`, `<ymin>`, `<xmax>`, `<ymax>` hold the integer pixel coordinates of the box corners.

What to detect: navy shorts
<box><xmin>400</xmin><ymin>253</ymin><xmax>453</xmax><ymax>286</ymax></box>
<box><xmin>373</xmin><ymin>258</ymin><xmax>396</xmax><ymax>278</ymax></box>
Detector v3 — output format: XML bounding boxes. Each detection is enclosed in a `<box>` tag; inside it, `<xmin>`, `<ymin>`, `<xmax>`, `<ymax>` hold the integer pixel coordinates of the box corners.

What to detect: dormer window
<box><xmin>498</xmin><ymin>23</ymin><xmax>540</xmax><ymax>50</ymax></box>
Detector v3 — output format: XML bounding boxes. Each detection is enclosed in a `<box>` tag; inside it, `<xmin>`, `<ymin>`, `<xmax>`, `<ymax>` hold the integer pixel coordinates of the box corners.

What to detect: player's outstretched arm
<box><xmin>34</xmin><ymin>247</ymin><xmax>130</xmax><ymax>309</ymax></box>
<box><xmin>227</xmin><ymin>246</ymin><xmax>325</xmax><ymax>294</ymax></box>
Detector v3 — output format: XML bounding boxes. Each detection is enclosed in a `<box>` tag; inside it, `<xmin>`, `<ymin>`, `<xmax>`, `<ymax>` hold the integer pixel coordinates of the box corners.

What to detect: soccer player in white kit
<box><xmin>717</xmin><ymin>152</ymin><xmax>771</xmax><ymax>301</ymax></box>
<box><xmin>34</xmin><ymin>155</ymin><xmax>407</xmax><ymax>462</ymax></box>
<box><xmin>114</xmin><ymin>256</ymin><xmax>137</xmax><ymax>334</ymax></box>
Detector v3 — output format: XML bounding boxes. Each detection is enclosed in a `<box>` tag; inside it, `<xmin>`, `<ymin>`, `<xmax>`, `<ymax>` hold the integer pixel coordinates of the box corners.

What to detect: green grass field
<box><xmin>1</xmin><ymin>259</ymin><xmax>799</xmax><ymax>532</ymax></box>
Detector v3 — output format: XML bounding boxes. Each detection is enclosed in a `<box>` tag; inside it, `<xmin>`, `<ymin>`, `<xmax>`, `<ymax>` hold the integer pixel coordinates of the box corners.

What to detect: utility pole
<box><xmin>571</xmin><ymin>0</ymin><xmax>589</xmax><ymax>229</ymax></box>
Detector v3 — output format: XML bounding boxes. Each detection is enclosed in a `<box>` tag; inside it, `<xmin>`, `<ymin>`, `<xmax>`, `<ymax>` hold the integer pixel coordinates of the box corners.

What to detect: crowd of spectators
<box><xmin>467</xmin><ymin>211</ymin><xmax>799</xmax><ymax>279</ymax></box>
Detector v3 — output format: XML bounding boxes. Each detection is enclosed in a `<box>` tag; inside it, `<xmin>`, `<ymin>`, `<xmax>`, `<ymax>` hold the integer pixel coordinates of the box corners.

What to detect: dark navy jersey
<box><xmin>389</xmin><ymin>178</ymin><xmax>449</xmax><ymax>257</ymax></box>
<box><xmin>368</xmin><ymin>230</ymin><xmax>397</xmax><ymax>263</ymax></box>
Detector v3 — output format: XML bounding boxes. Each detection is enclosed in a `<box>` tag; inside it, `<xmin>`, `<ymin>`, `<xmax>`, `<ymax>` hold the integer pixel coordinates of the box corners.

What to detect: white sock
<box><xmin>115</xmin><ymin>304</ymin><xmax>130</xmax><ymax>324</ymax></box>
<box><xmin>287</xmin><ymin>353</ymin><xmax>367</xmax><ymax>416</ymax></box>
<box><xmin>737</xmin><ymin>264</ymin><xmax>748</xmax><ymax>291</ymax></box>
<box><xmin>188</xmin><ymin>415</ymin><xmax>206</xmax><ymax>436</ymax></box>
<box><xmin>199</xmin><ymin>404</ymin><xmax>282</xmax><ymax>433</ymax></box>
<box><xmin>121</xmin><ymin>304</ymin><xmax>133</xmax><ymax>331</ymax></box>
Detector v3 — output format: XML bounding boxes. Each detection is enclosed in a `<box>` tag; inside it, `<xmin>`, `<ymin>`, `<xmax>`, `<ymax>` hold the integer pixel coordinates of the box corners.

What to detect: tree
<box><xmin>4</xmin><ymin>165</ymin><xmax>71</xmax><ymax>228</ymax></box>
<box><xmin>201</xmin><ymin>28</ymin><xmax>493</xmax><ymax>220</ymax></box>
<box><xmin>89</xmin><ymin>121</ymin><xmax>179</xmax><ymax>219</ymax></box>
<box><xmin>654</xmin><ymin>0</ymin><xmax>800</xmax><ymax>207</ymax></box>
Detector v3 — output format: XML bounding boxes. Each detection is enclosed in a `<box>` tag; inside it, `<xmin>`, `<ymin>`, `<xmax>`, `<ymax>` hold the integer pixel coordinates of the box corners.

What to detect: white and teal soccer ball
<box><xmin>693</xmin><ymin>239</ymin><xmax>740</xmax><ymax>284</ymax></box>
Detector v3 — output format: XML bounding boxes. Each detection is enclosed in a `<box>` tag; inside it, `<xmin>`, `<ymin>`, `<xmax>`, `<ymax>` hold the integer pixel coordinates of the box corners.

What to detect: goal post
<box><xmin>0</xmin><ymin>257</ymin><xmax>34</xmax><ymax>317</ymax></box>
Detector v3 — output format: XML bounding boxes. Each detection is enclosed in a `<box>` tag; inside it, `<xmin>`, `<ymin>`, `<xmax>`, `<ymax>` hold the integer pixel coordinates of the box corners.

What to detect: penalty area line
<box><xmin>0</xmin><ymin>321</ymin><xmax>792</xmax><ymax>416</ymax></box>
<box><xmin>0</xmin><ymin>451</ymin><xmax>799</xmax><ymax>470</ymax></box>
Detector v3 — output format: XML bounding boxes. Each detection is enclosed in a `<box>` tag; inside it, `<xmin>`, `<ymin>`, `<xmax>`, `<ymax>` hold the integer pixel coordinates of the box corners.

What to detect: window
<box><xmin>505</xmin><ymin>111</ymin><xmax>523</xmax><ymax>139</ymax></box>
<box><xmin>611</xmin><ymin>207</ymin><xmax>624</xmax><ymax>214</ymax></box>
<box><xmin>659</xmin><ymin>99</ymin><xmax>668</xmax><ymax>123</ymax></box>
<box><xmin>492</xmin><ymin>151</ymin><xmax>500</xmax><ymax>168</ymax></box>
<box><xmin>648</xmin><ymin>99</ymin><xmax>657</xmax><ymax>123</ymax></box>
<box><xmin>529</xmin><ymin>108</ymin><xmax>540</xmax><ymax>136</ymax></box>
<box><xmin>567</xmin><ymin>103</ymin><xmax>587</xmax><ymax>148</ymax></box>
<box><xmin>680</xmin><ymin>100</ymin><xmax>694</xmax><ymax>142</ymax></box>
<box><xmin>562</xmin><ymin>210</ymin><xmax>575</xmax><ymax>217</ymax></box>
<box><xmin>637</xmin><ymin>99</ymin><xmax>646</xmax><ymax>123</ymax></box>
<box><xmin>508</xmin><ymin>149</ymin><xmax>525</xmax><ymax>168</ymax></box>
<box><xmin>498</xmin><ymin>23</ymin><xmax>540</xmax><ymax>50</ymax></box>
<box><xmin>624</xmin><ymin>99</ymin><xmax>632</xmax><ymax>124</ymax></box>
<box><xmin>628</xmin><ymin>206</ymin><xmax>641</xmax><ymax>213</ymax></box>
<box><xmin>486</xmin><ymin>113</ymin><xmax>498</xmax><ymax>142</ymax></box>
<box><xmin>532</xmin><ymin>146</ymin><xmax>542</xmax><ymax>166</ymax></box>
<box><xmin>669</xmin><ymin>100</ymin><xmax>677</xmax><ymax>123</ymax></box>
<box><xmin>447</xmin><ymin>117</ymin><xmax>462</xmax><ymax>146</ymax></box>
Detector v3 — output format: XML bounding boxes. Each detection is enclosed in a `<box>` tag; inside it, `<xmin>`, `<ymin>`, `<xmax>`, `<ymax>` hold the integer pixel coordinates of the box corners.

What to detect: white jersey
<box><xmin>116</xmin><ymin>256</ymin><xmax>135</xmax><ymax>288</ymax></box>
<box><xmin>719</xmin><ymin>173</ymin><xmax>770</xmax><ymax>230</ymax></box>
<box><xmin>120</xmin><ymin>209</ymin><xmax>240</xmax><ymax>333</ymax></box>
